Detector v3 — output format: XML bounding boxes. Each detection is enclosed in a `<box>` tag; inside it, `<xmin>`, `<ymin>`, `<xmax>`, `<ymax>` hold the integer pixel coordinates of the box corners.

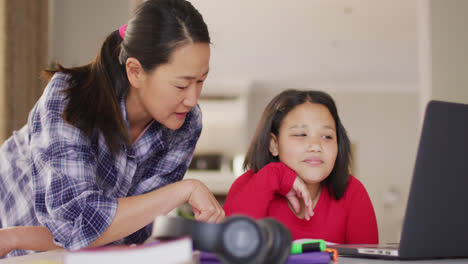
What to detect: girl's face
<box><xmin>269</xmin><ymin>102</ymin><xmax>338</xmax><ymax>186</ymax></box>
<box><xmin>128</xmin><ymin>42</ymin><xmax>210</xmax><ymax>130</ymax></box>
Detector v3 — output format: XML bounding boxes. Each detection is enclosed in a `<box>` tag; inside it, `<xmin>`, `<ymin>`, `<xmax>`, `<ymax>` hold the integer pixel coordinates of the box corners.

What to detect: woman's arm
<box><xmin>0</xmin><ymin>226</ymin><xmax>60</xmax><ymax>257</ymax></box>
<box><xmin>1</xmin><ymin>178</ymin><xmax>223</xmax><ymax>255</ymax></box>
<box><xmin>90</xmin><ymin>178</ymin><xmax>223</xmax><ymax>247</ymax></box>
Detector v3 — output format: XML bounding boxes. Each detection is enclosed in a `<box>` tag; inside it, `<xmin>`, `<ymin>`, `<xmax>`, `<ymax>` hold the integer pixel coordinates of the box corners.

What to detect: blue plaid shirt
<box><xmin>0</xmin><ymin>72</ymin><xmax>202</xmax><ymax>256</ymax></box>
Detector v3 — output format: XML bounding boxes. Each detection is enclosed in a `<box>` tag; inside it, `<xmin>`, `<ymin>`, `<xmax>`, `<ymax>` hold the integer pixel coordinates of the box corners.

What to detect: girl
<box><xmin>223</xmin><ymin>89</ymin><xmax>378</xmax><ymax>244</ymax></box>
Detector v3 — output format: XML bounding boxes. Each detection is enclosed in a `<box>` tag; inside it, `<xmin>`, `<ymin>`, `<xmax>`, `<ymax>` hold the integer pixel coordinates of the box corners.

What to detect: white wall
<box><xmin>49</xmin><ymin>0</ymin><xmax>132</xmax><ymax>67</ymax></box>
<box><xmin>194</xmin><ymin>0</ymin><xmax>418</xmax><ymax>86</ymax></box>
<box><xmin>50</xmin><ymin>1</ymin><xmax>419</xmax><ymax>89</ymax></box>
<box><xmin>419</xmin><ymin>0</ymin><xmax>468</xmax><ymax>106</ymax></box>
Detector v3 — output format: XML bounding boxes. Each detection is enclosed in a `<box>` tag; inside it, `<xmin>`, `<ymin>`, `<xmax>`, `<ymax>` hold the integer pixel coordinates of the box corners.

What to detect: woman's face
<box><xmin>269</xmin><ymin>102</ymin><xmax>338</xmax><ymax>186</ymax></box>
<box><xmin>129</xmin><ymin>42</ymin><xmax>210</xmax><ymax>130</ymax></box>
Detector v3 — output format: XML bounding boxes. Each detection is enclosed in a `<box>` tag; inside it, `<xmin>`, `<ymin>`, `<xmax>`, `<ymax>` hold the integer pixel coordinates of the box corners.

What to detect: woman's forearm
<box><xmin>0</xmin><ymin>181</ymin><xmax>191</xmax><ymax>254</ymax></box>
<box><xmin>89</xmin><ymin>179</ymin><xmax>196</xmax><ymax>247</ymax></box>
<box><xmin>0</xmin><ymin>226</ymin><xmax>61</xmax><ymax>256</ymax></box>
<box><xmin>2</xmin><ymin>178</ymin><xmax>219</xmax><ymax>254</ymax></box>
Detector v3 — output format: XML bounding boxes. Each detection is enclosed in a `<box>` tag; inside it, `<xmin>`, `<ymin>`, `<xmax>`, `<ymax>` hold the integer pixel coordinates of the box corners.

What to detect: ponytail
<box><xmin>42</xmin><ymin>30</ymin><xmax>130</xmax><ymax>154</ymax></box>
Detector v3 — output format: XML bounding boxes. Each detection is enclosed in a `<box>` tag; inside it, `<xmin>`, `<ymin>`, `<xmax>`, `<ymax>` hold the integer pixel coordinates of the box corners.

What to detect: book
<box><xmin>64</xmin><ymin>237</ymin><xmax>194</xmax><ymax>264</ymax></box>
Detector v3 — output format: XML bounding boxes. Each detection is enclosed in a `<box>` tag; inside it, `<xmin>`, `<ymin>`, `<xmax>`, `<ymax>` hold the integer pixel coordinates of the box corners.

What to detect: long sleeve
<box><xmin>28</xmin><ymin>75</ymin><xmax>118</xmax><ymax>250</ymax></box>
<box><xmin>223</xmin><ymin>162</ymin><xmax>296</xmax><ymax>219</ymax></box>
<box><xmin>344</xmin><ymin>177</ymin><xmax>379</xmax><ymax>244</ymax></box>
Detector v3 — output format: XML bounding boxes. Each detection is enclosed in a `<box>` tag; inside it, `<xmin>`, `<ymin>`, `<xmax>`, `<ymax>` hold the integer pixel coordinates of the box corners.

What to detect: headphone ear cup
<box><xmin>257</xmin><ymin>218</ymin><xmax>292</xmax><ymax>264</ymax></box>
<box><xmin>153</xmin><ymin>215</ymin><xmax>291</xmax><ymax>264</ymax></box>
<box><xmin>216</xmin><ymin>215</ymin><xmax>263</xmax><ymax>264</ymax></box>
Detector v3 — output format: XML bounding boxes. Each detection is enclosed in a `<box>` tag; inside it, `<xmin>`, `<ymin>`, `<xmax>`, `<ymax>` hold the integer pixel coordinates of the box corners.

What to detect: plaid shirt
<box><xmin>0</xmin><ymin>72</ymin><xmax>202</xmax><ymax>256</ymax></box>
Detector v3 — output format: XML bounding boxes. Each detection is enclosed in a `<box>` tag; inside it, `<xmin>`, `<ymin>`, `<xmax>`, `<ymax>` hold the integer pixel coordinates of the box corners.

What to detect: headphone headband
<box><xmin>153</xmin><ymin>215</ymin><xmax>223</xmax><ymax>251</ymax></box>
<box><xmin>153</xmin><ymin>215</ymin><xmax>291</xmax><ymax>264</ymax></box>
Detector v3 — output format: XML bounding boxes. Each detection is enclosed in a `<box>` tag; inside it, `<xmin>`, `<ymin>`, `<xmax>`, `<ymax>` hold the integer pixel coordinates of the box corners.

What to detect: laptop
<box><xmin>329</xmin><ymin>100</ymin><xmax>468</xmax><ymax>259</ymax></box>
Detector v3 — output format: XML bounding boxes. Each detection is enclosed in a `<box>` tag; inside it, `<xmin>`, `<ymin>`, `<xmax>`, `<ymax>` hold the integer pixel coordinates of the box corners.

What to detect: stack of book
<box><xmin>64</xmin><ymin>237</ymin><xmax>194</xmax><ymax>264</ymax></box>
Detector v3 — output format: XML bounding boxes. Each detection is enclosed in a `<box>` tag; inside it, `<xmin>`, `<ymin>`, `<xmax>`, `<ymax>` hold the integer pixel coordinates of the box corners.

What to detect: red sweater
<box><xmin>223</xmin><ymin>162</ymin><xmax>378</xmax><ymax>244</ymax></box>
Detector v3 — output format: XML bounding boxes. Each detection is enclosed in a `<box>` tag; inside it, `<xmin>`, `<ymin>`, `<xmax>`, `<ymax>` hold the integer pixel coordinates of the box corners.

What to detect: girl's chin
<box><xmin>300</xmin><ymin>175</ymin><xmax>326</xmax><ymax>185</ymax></box>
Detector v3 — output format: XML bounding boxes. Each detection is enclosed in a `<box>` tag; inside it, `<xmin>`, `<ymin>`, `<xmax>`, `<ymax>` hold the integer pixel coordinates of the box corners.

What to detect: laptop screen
<box><xmin>398</xmin><ymin>100</ymin><xmax>468</xmax><ymax>259</ymax></box>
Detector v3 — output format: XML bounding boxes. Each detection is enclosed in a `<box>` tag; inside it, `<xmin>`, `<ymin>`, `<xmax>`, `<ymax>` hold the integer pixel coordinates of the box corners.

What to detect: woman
<box><xmin>0</xmin><ymin>0</ymin><xmax>224</xmax><ymax>257</ymax></box>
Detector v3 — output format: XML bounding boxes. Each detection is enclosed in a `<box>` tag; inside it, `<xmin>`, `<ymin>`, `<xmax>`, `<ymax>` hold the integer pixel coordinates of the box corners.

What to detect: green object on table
<box><xmin>290</xmin><ymin>239</ymin><xmax>326</xmax><ymax>254</ymax></box>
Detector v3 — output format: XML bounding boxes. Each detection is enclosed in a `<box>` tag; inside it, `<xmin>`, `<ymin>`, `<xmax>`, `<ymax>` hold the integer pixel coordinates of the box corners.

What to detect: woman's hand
<box><xmin>186</xmin><ymin>179</ymin><xmax>225</xmax><ymax>223</ymax></box>
<box><xmin>286</xmin><ymin>177</ymin><xmax>314</xmax><ymax>220</ymax></box>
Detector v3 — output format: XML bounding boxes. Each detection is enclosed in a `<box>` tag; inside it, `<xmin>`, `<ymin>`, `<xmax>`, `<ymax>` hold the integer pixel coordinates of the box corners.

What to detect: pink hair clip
<box><xmin>119</xmin><ymin>24</ymin><xmax>128</xmax><ymax>39</ymax></box>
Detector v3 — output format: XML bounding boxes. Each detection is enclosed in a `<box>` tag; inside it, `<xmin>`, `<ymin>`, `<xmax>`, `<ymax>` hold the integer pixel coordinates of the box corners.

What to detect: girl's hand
<box><xmin>187</xmin><ymin>179</ymin><xmax>225</xmax><ymax>223</ymax></box>
<box><xmin>286</xmin><ymin>177</ymin><xmax>314</xmax><ymax>220</ymax></box>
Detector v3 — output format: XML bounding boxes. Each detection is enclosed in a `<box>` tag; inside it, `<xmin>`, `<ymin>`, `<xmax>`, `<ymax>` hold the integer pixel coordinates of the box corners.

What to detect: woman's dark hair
<box><xmin>42</xmin><ymin>0</ymin><xmax>210</xmax><ymax>154</ymax></box>
<box><xmin>244</xmin><ymin>89</ymin><xmax>351</xmax><ymax>200</ymax></box>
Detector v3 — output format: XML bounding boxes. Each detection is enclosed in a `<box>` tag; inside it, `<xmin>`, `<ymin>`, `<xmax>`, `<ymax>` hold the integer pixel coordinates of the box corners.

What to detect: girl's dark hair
<box><xmin>244</xmin><ymin>89</ymin><xmax>351</xmax><ymax>200</ymax></box>
<box><xmin>42</xmin><ymin>0</ymin><xmax>210</xmax><ymax>154</ymax></box>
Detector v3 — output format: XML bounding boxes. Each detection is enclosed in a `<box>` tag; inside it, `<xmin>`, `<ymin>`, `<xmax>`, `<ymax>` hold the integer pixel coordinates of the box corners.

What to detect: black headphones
<box><xmin>153</xmin><ymin>215</ymin><xmax>292</xmax><ymax>264</ymax></box>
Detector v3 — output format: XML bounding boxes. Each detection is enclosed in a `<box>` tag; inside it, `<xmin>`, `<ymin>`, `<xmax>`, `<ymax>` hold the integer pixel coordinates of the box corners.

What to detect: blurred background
<box><xmin>0</xmin><ymin>0</ymin><xmax>467</xmax><ymax>243</ymax></box>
